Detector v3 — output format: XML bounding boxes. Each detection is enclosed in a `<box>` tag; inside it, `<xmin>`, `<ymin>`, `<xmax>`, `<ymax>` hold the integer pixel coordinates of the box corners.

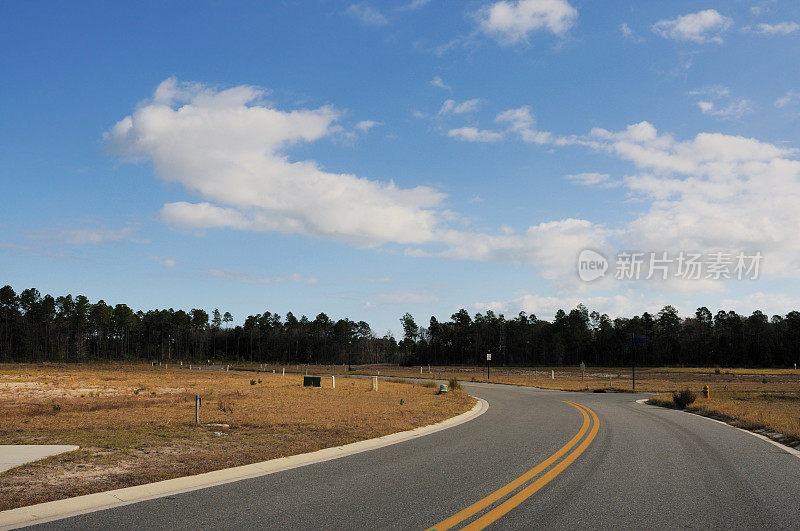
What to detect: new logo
<box><xmin>577</xmin><ymin>249</ymin><xmax>608</xmax><ymax>282</ymax></box>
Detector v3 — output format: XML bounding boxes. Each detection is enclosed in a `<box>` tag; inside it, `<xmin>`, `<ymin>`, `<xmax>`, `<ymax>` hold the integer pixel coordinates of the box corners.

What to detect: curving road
<box><xmin>25</xmin><ymin>383</ymin><xmax>800</xmax><ymax>530</ymax></box>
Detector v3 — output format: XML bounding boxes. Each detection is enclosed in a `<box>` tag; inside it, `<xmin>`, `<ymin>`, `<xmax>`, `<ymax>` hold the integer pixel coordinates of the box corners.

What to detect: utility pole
<box><xmin>631</xmin><ymin>333</ymin><xmax>636</xmax><ymax>391</ymax></box>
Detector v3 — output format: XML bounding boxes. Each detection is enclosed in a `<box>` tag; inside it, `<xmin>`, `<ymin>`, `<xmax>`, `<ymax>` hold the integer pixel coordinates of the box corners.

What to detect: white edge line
<box><xmin>635</xmin><ymin>397</ymin><xmax>800</xmax><ymax>459</ymax></box>
<box><xmin>0</xmin><ymin>397</ymin><xmax>488</xmax><ymax>530</ymax></box>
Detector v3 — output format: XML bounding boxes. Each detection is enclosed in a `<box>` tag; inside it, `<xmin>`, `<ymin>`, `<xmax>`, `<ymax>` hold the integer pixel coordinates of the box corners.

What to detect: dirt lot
<box><xmin>0</xmin><ymin>363</ymin><xmax>474</xmax><ymax>510</ymax></box>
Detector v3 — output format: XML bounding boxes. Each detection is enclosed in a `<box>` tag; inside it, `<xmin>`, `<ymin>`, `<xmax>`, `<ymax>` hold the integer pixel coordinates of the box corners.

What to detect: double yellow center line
<box><xmin>429</xmin><ymin>401</ymin><xmax>599</xmax><ymax>531</ymax></box>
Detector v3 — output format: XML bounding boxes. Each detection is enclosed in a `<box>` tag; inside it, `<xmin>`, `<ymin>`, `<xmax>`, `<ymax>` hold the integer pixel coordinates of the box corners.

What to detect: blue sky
<box><xmin>3</xmin><ymin>1</ymin><xmax>800</xmax><ymax>335</ymax></box>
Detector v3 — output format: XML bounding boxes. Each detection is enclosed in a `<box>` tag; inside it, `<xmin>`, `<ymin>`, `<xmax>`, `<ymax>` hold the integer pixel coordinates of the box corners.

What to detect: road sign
<box><xmin>580</xmin><ymin>362</ymin><xmax>585</xmax><ymax>372</ymax></box>
<box><xmin>486</xmin><ymin>353</ymin><xmax>492</xmax><ymax>361</ymax></box>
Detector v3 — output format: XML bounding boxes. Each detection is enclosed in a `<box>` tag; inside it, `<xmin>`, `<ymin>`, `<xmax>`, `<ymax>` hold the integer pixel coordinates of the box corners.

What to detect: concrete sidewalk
<box><xmin>0</xmin><ymin>445</ymin><xmax>79</xmax><ymax>473</ymax></box>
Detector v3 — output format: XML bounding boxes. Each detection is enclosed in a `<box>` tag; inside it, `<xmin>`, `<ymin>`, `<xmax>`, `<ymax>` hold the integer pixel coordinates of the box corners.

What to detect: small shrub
<box><xmin>258</xmin><ymin>379</ymin><xmax>262</xmax><ymax>384</ymax></box>
<box><xmin>250</xmin><ymin>379</ymin><xmax>257</xmax><ymax>385</ymax></box>
<box><xmin>52</xmin><ymin>404</ymin><xmax>61</xmax><ymax>412</ymax></box>
<box><xmin>762</xmin><ymin>377</ymin><xmax>768</xmax><ymax>384</ymax></box>
<box><xmin>400</xmin><ymin>398</ymin><xmax>404</xmax><ymax>405</ymax></box>
<box><xmin>672</xmin><ymin>388</ymin><xmax>697</xmax><ymax>409</ymax></box>
<box><xmin>714</xmin><ymin>365</ymin><xmax>721</xmax><ymax>375</ymax></box>
<box><xmin>448</xmin><ymin>378</ymin><xmax>461</xmax><ymax>391</ymax></box>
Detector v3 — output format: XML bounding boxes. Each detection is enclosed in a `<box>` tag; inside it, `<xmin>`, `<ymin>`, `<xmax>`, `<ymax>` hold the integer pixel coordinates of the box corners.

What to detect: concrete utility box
<box><xmin>303</xmin><ymin>376</ymin><xmax>321</xmax><ymax>387</ymax></box>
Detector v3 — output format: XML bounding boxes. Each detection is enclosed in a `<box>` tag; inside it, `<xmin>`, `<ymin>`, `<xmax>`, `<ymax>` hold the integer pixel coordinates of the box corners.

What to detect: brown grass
<box><xmin>270</xmin><ymin>363</ymin><xmax>800</xmax><ymax>444</ymax></box>
<box><xmin>648</xmin><ymin>391</ymin><xmax>800</xmax><ymax>441</ymax></box>
<box><xmin>0</xmin><ymin>363</ymin><xmax>474</xmax><ymax>510</ymax></box>
<box><xmin>310</xmin><ymin>364</ymin><xmax>800</xmax><ymax>395</ymax></box>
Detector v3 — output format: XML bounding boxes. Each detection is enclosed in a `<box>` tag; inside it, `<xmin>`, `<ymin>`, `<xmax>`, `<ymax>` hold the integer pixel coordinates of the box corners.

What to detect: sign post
<box><xmin>580</xmin><ymin>361</ymin><xmax>585</xmax><ymax>382</ymax></box>
<box><xmin>486</xmin><ymin>353</ymin><xmax>491</xmax><ymax>380</ymax></box>
<box><xmin>195</xmin><ymin>395</ymin><xmax>201</xmax><ymax>425</ymax></box>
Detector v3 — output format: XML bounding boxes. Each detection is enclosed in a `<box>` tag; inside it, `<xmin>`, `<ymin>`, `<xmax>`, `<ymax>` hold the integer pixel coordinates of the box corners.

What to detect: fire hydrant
<box><xmin>702</xmin><ymin>384</ymin><xmax>710</xmax><ymax>399</ymax></box>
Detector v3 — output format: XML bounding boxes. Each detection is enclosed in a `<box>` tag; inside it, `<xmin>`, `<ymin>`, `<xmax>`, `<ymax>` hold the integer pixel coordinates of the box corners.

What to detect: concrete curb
<box><xmin>635</xmin><ymin>398</ymin><xmax>800</xmax><ymax>459</ymax></box>
<box><xmin>0</xmin><ymin>397</ymin><xmax>488</xmax><ymax>530</ymax></box>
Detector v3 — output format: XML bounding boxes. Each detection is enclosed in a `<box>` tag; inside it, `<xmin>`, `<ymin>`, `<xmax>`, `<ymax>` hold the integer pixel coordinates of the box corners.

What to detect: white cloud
<box><xmin>689</xmin><ymin>86</ymin><xmax>752</xmax><ymax>120</ymax></box>
<box><xmin>750</xmin><ymin>2</ymin><xmax>775</xmax><ymax>17</ymax></box>
<box><xmin>652</xmin><ymin>9</ymin><xmax>732</xmax><ymax>44</ymax></box>
<box><xmin>431</xmin><ymin>76</ymin><xmax>451</xmax><ymax>90</ymax></box>
<box><xmin>496</xmin><ymin>106</ymin><xmax>554</xmax><ymax>144</ymax></box>
<box><xmin>478</xmin><ymin>0</ymin><xmax>578</xmax><ymax>44</ymax></box>
<box><xmin>439</xmin><ymin>98</ymin><xmax>482</xmax><ymax>115</ymax></box>
<box><xmin>107</xmin><ymin>79</ymin><xmax>800</xmax><ymax>294</ymax></box>
<box><xmin>775</xmin><ymin>89</ymin><xmax>800</xmax><ymax>108</ymax></box>
<box><xmin>745</xmin><ymin>21</ymin><xmax>799</xmax><ymax>35</ymax></box>
<box><xmin>695</xmin><ymin>99</ymin><xmax>752</xmax><ymax>119</ymax></box>
<box><xmin>109</xmin><ymin>80</ymin><xmax>608</xmax><ymax>286</ymax></box>
<box><xmin>565</xmin><ymin>173</ymin><xmax>613</xmax><ymax>187</ymax></box>
<box><xmin>159</xmin><ymin>202</ymin><xmax>250</xmax><ymax>230</ymax></box>
<box><xmin>347</xmin><ymin>3</ymin><xmax>388</xmax><ymax>27</ymax></box>
<box><xmin>689</xmin><ymin>85</ymin><xmax>729</xmax><ymax>98</ymax></box>
<box><xmin>448</xmin><ymin>127</ymin><xmax>503</xmax><ymax>143</ymax></box>
<box><xmin>356</xmin><ymin>120</ymin><xmax>380</xmax><ymax>132</ymax></box>
<box><xmin>206</xmin><ymin>269</ymin><xmax>319</xmax><ymax>284</ymax></box>
<box><xmin>107</xmin><ymin>78</ymin><xmax>444</xmax><ymax>247</ymax></box>
<box><xmin>583</xmin><ymin>121</ymin><xmax>800</xmax><ymax>277</ymax></box>
<box><xmin>397</xmin><ymin>0</ymin><xmax>432</xmax><ymax>11</ymax></box>
<box><xmin>32</xmin><ymin>226</ymin><xmax>137</xmax><ymax>246</ymax></box>
<box><xmin>434</xmin><ymin>218</ymin><xmax>610</xmax><ymax>281</ymax></box>
<box><xmin>620</xmin><ymin>23</ymin><xmax>643</xmax><ymax>43</ymax></box>
<box><xmin>159</xmin><ymin>258</ymin><xmax>177</xmax><ymax>268</ymax></box>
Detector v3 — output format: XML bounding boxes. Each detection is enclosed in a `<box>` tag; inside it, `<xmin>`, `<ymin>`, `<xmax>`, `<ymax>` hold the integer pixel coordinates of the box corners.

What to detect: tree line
<box><xmin>1</xmin><ymin>285</ymin><xmax>797</xmax><ymax>367</ymax></box>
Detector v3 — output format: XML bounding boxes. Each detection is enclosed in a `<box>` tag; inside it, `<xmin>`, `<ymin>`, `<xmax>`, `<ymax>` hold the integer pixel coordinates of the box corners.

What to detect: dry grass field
<box><xmin>269</xmin><ymin>363</ymin><xmax>800</xmax><ymax>443</ymax></box>
<box><xmin>0</xmin><ymin>363</ymin><xmax>474</xmax><ymax>511</ymax></box>
<box><xmin>647</xmin><ymin>392</ymin><xmax>800</xmax><ymax>441</ymax></box>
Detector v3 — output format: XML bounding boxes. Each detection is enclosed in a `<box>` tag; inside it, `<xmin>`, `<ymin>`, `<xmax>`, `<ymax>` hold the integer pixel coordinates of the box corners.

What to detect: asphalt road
<box><xmin>29</xmin><ymin>383</ymin><xmax>800</xmax><ymax>530</ymax></box>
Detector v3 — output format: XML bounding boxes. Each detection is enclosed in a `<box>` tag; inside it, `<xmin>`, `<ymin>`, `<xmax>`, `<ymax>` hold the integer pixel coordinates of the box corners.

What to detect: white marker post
<box><xmin>580</xmin><ymin>361</ymin><xmax>585</xmax><ymax>383</ymax></box>
<box><xmin>331</xmin><ymin>376</ymin><xmax>336</xmax><ymax>389</ymax></box>
<box><xmin>551</xmin><ymin>370</ymin><xmax>555</xmax><ymax>379</ymax></box>
<box><xmin>486</xmin><ymin>353</ymin><xmax>491</xmax><ymax>380</ymax></box>
<box><xmin>372</xmin><ymin>376</ymin><xmax>378</xmax><ymax>391</ymax></box>
<box><xmin>282</xmin><ymin>368</ymin><xmax>285</xmax><ymax>377</ymax></box>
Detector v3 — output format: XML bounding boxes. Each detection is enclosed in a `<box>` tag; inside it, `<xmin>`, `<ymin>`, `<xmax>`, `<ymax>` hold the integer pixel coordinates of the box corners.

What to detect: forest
<box><xmin>1</xmin><ymin>285</ymin><xmax>797</xmax><ymax>368</ymax></box>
